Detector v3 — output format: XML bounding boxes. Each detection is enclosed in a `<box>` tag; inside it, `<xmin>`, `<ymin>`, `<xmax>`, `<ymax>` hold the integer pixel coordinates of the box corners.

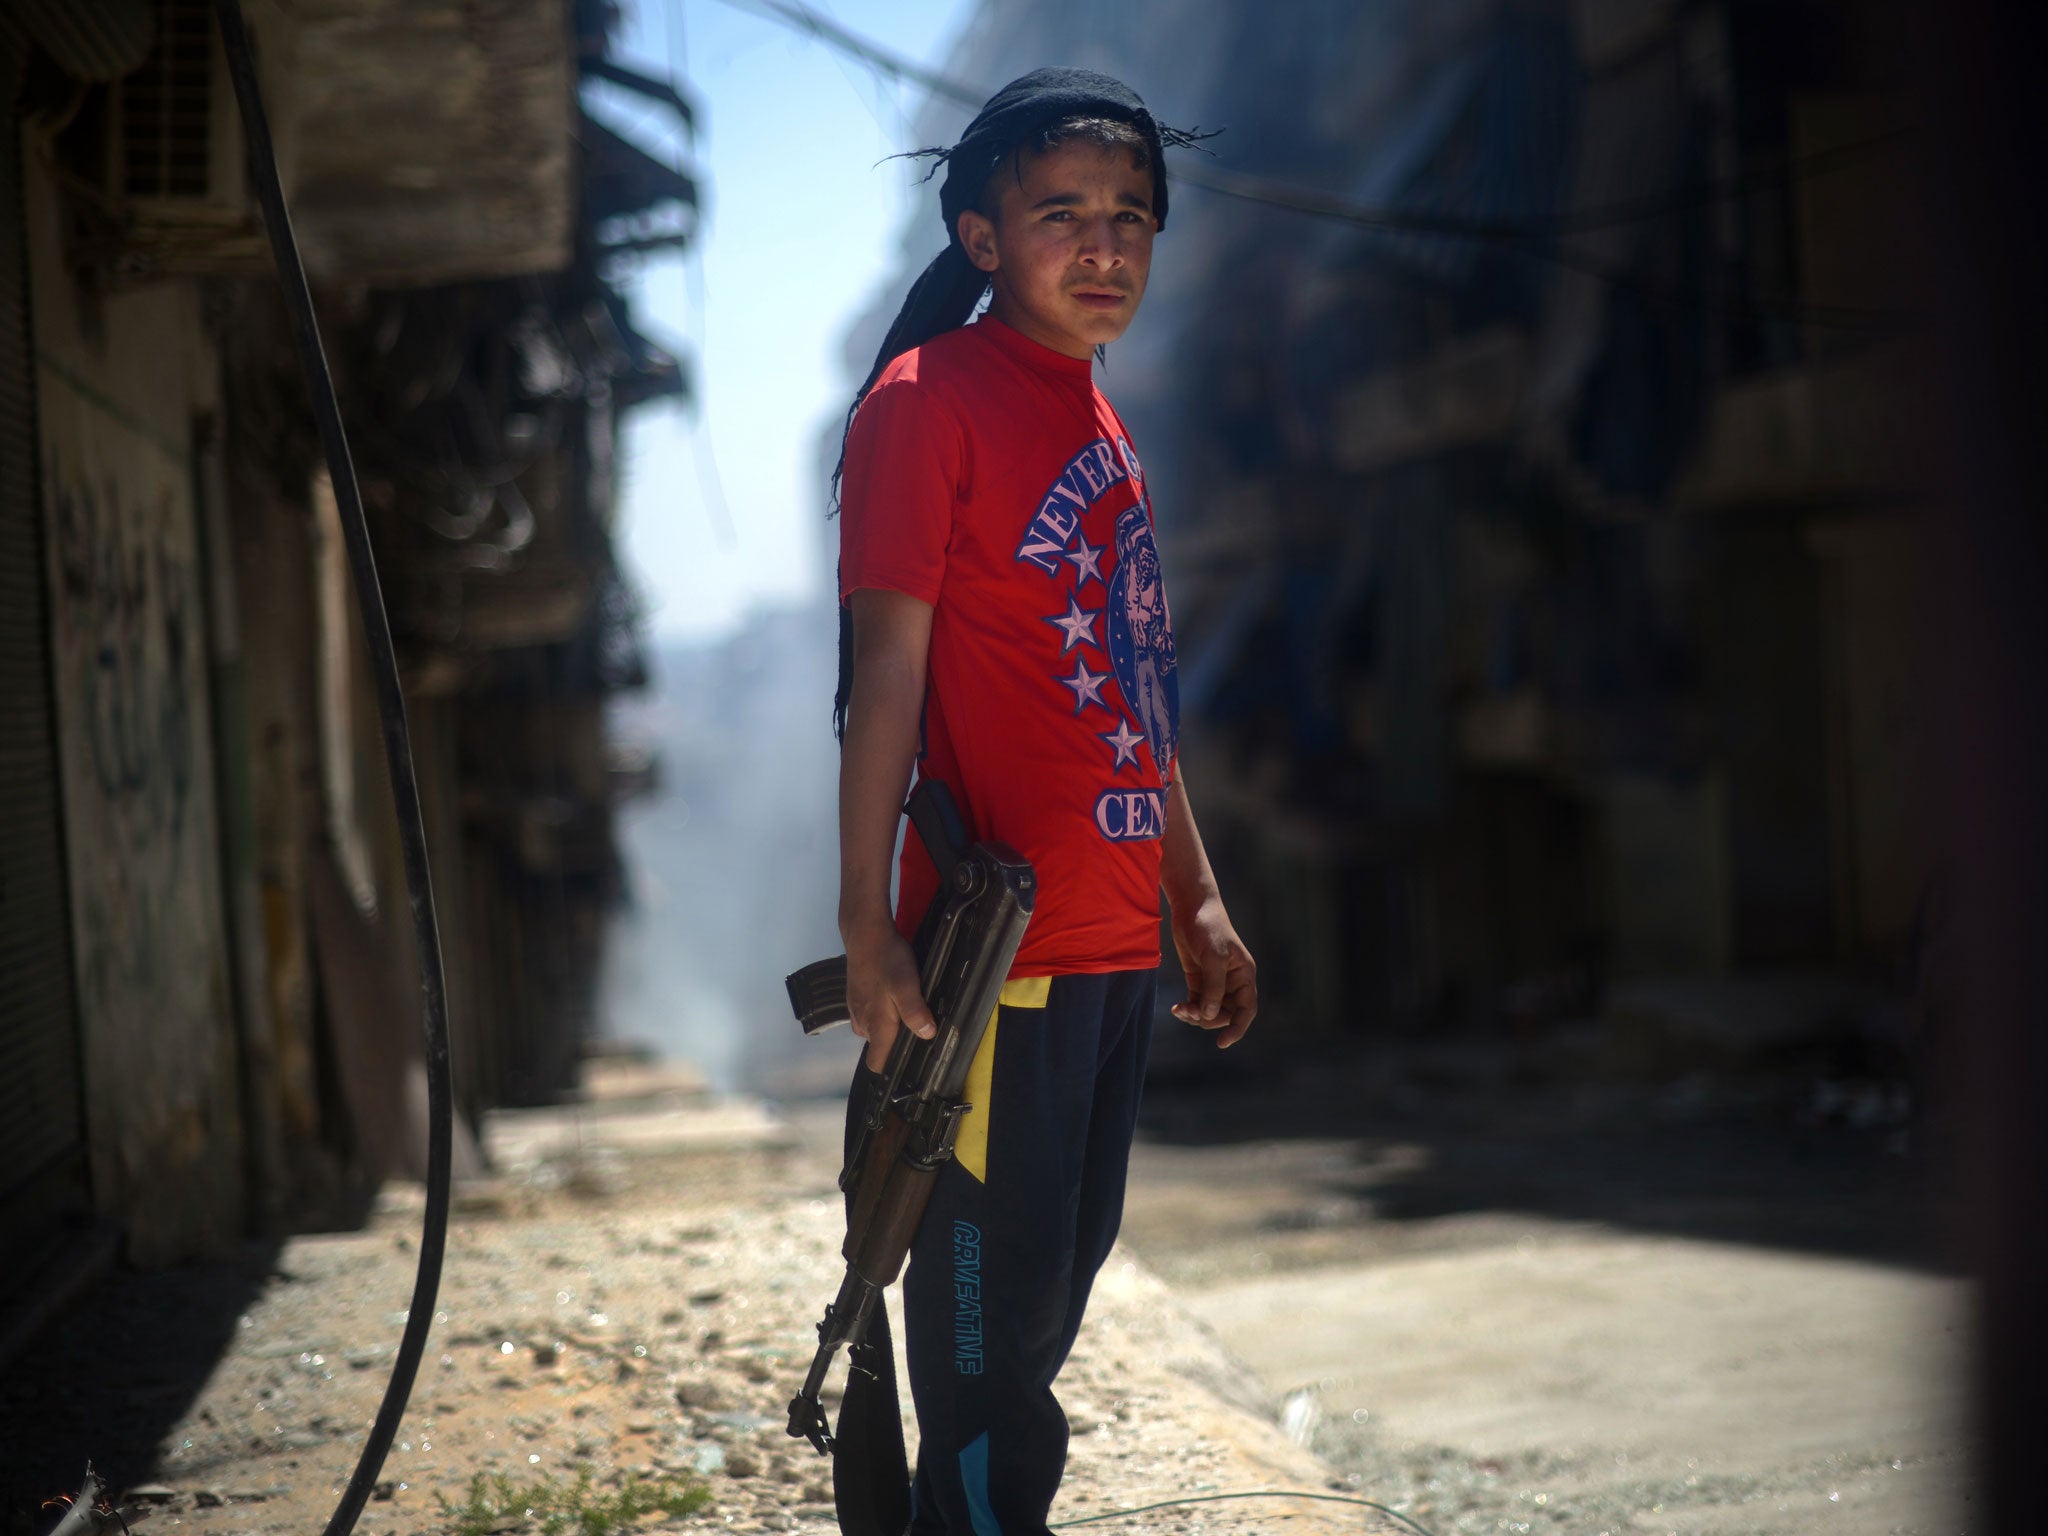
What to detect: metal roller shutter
<box><xmin>0</xmin><ymin>34</ymin><xmax>92</xmax><ymax>1278</ymax></box>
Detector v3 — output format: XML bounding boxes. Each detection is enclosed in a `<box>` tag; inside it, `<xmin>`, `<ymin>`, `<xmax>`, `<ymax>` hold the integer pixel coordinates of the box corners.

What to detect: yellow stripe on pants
<box><xmin>954</xmin><ymin>976</ymin><xmax>1051</xmax><ymax>1183</ymax></box>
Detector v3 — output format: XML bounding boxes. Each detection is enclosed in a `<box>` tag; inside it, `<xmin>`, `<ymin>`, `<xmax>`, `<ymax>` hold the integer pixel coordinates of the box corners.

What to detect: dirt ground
<box><xmin>3</xmin><ymin>1035</ymin><xmax>1973</xmax><ymax>1536</ymax></box>
<box><xmin>1</xmin><ymin>1065</ymin><xmax>1402</xmax><ymax>1536</ymax></box>
<box><xmin>1116</xmin><ymin>1038</ymin><xmax>1972</xmax><ymax>1536</ymax></box>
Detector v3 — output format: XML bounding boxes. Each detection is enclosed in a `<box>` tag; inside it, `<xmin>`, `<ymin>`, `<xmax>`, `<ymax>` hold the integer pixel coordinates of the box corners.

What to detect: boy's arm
<box><xmin>1160</xmin><ymin>771</ymin><xmax>1258</xmax><ymax>1048</ymax></box>
<box><xmin>840</xmin><ymin>588</ymin><xmax>941</xmax><ymax>1072</ymax></box>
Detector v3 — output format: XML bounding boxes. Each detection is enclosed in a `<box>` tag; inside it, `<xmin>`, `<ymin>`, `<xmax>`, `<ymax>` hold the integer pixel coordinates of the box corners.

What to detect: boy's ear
<box><xmin>957</xmin><ymin>208</ymin><xmax>1001</xmax><ymax>274</ymax></box>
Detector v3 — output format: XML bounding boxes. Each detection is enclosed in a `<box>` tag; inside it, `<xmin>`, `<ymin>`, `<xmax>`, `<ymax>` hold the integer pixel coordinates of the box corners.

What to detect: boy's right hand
<box><xmin>843</xmin><ymin>916</ymin><xmax>937</xmax><ymax>1073</ymax></box>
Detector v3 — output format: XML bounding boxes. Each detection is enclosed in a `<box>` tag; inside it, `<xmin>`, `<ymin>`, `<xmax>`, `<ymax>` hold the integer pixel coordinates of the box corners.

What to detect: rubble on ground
<box><xmin>13</xmin><ymin>1086</ymin><xmax>1400</xmax><ymax>1536</ymax></box>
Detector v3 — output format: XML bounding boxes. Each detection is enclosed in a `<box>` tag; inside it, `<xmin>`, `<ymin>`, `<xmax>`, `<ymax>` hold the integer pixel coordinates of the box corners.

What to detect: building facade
<box><xmin>0</xmin><ymin>0</ymin><xmax>695</xmax><ymax>1328</ymax></box>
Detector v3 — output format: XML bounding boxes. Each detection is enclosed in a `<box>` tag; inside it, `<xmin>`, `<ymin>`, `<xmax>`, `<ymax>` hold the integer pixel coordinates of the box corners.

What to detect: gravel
<box><xmin>7</xmin><ymin>1094</ymin><xmax>1401</xmax><ymax>1536</ymax></box>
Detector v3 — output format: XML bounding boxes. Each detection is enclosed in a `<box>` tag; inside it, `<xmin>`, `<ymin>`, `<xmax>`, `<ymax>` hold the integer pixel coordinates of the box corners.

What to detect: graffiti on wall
<box><xmin>52</xmin><ymin>471</ymin><xmax>196</xmax><ymax>847</ymax></box>
<box><xmin>32</xmin><ymin>345</ymin><xmax>244</xmax><ymax>1261</ymax></box>
<box><xmin>42</xmin><ymin>441</ymin><xmax>222</xmax><ymax>1024</ymax></box>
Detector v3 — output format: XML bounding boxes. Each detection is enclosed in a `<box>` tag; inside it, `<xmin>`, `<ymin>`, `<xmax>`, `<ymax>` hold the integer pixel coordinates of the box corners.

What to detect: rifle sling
<box><xmin>836</xmin><ymin>1064</ymin><xmax>914</xmax><ymax>1535</ymax></box>
<box><xmin>832</xmin><ymin>1294</ymin><xmax>913</xmax><ymax>1536</ymax></box>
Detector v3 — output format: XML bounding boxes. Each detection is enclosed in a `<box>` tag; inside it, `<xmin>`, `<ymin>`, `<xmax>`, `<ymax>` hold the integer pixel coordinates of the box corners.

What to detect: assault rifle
<box><xmin>782</xmin><ymin>780</ymin><xmax>1035</xmax><ymax>1456</ymax></box>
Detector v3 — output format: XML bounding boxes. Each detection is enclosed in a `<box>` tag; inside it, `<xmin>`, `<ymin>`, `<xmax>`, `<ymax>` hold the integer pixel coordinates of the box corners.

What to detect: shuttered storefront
<box><xmin>0</xmin><ymin>34</ymin><xmax>92</xmax><ymax>1286</ymax></box>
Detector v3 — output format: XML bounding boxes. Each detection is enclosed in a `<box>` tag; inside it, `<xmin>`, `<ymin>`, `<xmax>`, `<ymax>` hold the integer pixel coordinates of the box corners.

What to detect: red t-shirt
<box><xmin>839</xmin><ymin>316</ymin><xmax>1181</xmax><ymax>976</ymax></box>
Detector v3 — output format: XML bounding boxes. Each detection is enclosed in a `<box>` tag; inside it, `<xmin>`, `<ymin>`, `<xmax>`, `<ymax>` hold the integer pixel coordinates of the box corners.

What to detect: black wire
<box><xmin>1166</xmin><ymin>158</ymin><xmax>1906</xmax><ymax>332</ymax></box>
<box><xmin>1157</xmin><ymin>123</ymin><xmax>1918</xmax><ymax>244</ymax></box>
<box><xmin>210</xmin><ymin>10</ymin><xmax>455</xmax><ymax>1536</ymax></box>
<box><xmin>1047</xmin><ymin>1488</ymin><xmax>1444</xmax><ymax>1535</ymax></box>
<box><xmin>720</xmin><ymin>0</ymin><xmax>1910</xmax><ymax>238</ymax></box>
<box><xmin>710</xmin><ymin>0</ymin><xmax>1913</xmax><ymax>331</ymax></box>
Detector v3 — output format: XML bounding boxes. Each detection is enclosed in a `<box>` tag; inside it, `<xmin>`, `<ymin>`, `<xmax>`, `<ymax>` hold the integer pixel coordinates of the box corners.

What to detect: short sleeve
<box><xmin>839</xmin><ymin>374</ymin><xmax>963</xmax><ymax>607</ymax></box>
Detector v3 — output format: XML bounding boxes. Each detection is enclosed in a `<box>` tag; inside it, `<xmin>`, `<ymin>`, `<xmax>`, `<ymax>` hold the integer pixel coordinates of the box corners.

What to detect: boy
<box><xmin>833</xmin><ymin>69</ymin><xmax>1257</xmax><ymax>1536</ymax></box>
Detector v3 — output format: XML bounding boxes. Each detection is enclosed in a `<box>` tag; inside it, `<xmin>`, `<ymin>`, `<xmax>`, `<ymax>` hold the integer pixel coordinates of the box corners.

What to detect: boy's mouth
<box><xmin>1071</xmin><ymin>288</ymin><xmax>1128</xmax><ymax>310</ymax></box>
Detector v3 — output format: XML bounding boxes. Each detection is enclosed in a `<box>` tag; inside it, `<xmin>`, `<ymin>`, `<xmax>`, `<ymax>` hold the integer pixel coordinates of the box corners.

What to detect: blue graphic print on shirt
<box><xmin>1018</xmin><ymin>435</ymin><xmax>1179</xmax><ymax>839</ymax></box>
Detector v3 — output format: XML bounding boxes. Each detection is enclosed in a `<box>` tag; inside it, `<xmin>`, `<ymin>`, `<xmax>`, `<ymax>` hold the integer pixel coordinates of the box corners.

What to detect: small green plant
<box><xmin>437</xmin><ymin>1467</ymin><xmax>711</xmax><ymax>1536</ymax></box>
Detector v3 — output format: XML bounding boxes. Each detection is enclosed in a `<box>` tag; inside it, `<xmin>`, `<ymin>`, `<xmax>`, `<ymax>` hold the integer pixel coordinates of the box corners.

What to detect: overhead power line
<box><xmin>713</xmin><ymin>0</ymin><xmax>1913</xmax><ymax>332</ymax></box>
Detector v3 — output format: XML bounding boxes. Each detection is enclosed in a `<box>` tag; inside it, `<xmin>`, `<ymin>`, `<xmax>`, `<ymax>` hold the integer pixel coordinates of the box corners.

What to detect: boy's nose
<box><xmin>1077</xmin><ymin>219</ymin><xmax>1123</xmax><ymax>265</ymax></box>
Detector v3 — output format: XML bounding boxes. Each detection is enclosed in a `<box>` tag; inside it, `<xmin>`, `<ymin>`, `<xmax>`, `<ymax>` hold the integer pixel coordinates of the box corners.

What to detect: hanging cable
<box><xmin>718</xmin><ymin>0</ymin><xmax>1911</xmax><ymax>237</ymax></box>
<box><xmin>1047</xmin><ymin>1487</ymin><xmax>1444</xmax><ymax>1535</ymax></box>
<box><xmin>210</xmin><ymin>10</ymin><xmax>455</xmax><ymax>1536</ymax></box>
<box><xmin>709</xmin><ymin>0</ymin><xmax>1914</xmax><ymax>331</ymax></box>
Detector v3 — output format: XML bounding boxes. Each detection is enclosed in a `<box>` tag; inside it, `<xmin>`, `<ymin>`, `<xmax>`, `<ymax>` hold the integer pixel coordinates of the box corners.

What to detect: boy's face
<box><xmin>957</xmin><ymin>140</ymin><xmax>1158</xmax><ymax>360</ymax></box>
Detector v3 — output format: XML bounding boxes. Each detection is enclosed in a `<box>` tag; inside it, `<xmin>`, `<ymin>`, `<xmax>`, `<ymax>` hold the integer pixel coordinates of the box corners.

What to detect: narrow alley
<box><xmin>2</xmin><ymin>1058</ymin><xmax>1402</xmax><ymax>1536</ymax></box>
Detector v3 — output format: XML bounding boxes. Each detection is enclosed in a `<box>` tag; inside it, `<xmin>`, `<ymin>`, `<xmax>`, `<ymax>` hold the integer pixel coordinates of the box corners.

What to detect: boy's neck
<box><xmin>986</xmin><ymin>289</ymin><xmax>1101</xmax><ymax>363</ymax></box>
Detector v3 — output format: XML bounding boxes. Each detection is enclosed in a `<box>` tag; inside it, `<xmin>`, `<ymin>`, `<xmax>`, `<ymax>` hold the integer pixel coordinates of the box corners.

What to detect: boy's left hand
<box><xmin>1169</xmin><ymin>895</ymin><xmax>1258</xmax><ymax>1048</ymax></box>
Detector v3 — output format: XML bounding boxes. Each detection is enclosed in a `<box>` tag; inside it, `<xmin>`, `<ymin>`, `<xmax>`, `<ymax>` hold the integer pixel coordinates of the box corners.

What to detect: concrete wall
<box><xmin>219</xmin><ymin>416</ymin><xmax>327</xmax><ymax>1197</ymax></box>
<box><xmin>288</xmin><ymin>0</ymin><xmax>574</xmax><ymax>283</ymax></box>
<box><xmin>23</xmin><ymin>149</ymin><xmax>244</xmax><ymax>1262</ymax></box>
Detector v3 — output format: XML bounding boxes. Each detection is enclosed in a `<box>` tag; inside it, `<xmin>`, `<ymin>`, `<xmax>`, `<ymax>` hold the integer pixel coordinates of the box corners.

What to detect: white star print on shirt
<box><xmin>1099</xmin><ymin>716</ymin><xmax>1146</xmax><ymax>770</ymax></box>
<box><xmin>1059</xmin><ymin>657</ymin><xmax>1112</xmax><ymax>714</ymax></box>
<box><xmin>1042</xmin><ymin>594</ymin><xmax>1102</xmax><ymax>654</ymax></box>
<box><xmin>1062</xmin><ymin>534</ymin><xmax>1107</xmax><ymax>590</ymax></box>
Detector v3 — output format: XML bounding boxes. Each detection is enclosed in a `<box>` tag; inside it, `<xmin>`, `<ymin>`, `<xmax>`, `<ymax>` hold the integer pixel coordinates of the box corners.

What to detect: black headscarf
<box><xmin>832</xmin><ymin>68</ymin><xmax>1208</xmax><ymax>738</ymax></box>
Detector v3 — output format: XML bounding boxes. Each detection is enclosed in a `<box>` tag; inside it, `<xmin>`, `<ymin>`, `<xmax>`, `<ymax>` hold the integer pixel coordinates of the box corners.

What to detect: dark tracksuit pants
<box><xmin>848</xmin><ymin>969</ymin><xmax>1155</xmax><ymax>1536</ymax></box>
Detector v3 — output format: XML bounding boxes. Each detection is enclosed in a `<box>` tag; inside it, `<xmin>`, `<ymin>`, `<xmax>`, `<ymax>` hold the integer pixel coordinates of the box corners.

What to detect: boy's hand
<box><xmin>844</xmin><ymin>913</ymin><xmax>937</xmax><ymax>1073</ymax></box>
<box><xmin>1169</xmin><ymin>895</ymin><xmax>1258</xmax><ymax>1048</ymax></box>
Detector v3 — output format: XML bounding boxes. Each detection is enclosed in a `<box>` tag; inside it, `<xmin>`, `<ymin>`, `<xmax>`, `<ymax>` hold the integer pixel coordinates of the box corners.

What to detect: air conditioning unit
<box><xmin>54</xmin><ymin>0</ymin><xmax>572</xmax><ymax>286</ymax></box>
<box><xmin>97</xmin><ymin>0</ymin><xmax>272</xmax><ymax>278</ymax></box>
